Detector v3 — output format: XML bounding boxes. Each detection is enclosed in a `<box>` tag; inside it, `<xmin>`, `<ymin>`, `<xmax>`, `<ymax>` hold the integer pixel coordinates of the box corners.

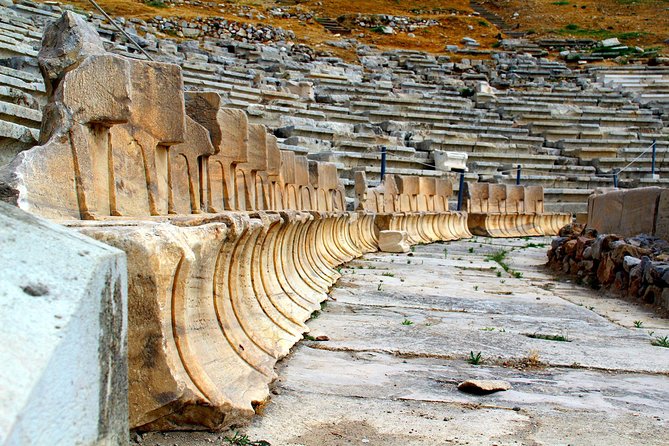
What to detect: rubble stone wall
<box><xmin>548</xmin><ymin>186</ymin><xmax>669</xmax><ymax>314</ymax></box>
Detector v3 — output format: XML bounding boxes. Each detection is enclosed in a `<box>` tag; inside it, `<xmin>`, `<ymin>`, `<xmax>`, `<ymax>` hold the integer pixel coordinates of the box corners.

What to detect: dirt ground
<box><xmin>37</xmin><ymin>0</ymin><xmax>669</xmax><ymax>60</ymax></box>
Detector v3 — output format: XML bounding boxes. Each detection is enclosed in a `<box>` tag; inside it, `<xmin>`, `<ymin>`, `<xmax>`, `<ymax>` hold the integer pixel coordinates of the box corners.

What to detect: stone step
<box><xmin>308</xmin><ymin>151</ymin><xmax>430</xmax><ymax>171</ymax></box>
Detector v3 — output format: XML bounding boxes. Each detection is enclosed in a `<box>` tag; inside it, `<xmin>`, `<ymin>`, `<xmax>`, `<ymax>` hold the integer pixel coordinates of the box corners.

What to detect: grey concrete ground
<box><xmin>138</xmin><ymin>237</ymin><xmax>669</xmax><ymax>446</ymax></box>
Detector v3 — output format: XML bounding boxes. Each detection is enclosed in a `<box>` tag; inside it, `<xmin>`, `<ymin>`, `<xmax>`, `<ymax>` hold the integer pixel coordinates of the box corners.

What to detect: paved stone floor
<box><xmin>138</xmin><ymin>237</ymin><xmax>669</xmax><ymax>446</ymax></box>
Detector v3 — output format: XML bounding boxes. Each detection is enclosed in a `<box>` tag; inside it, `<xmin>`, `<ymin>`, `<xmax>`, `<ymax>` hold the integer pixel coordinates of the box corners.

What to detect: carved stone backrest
<box><xmin>505</xmin><ymin>185</ymin><xmax>525</xmax><ymax>214</ymax></box>
<box><xmin>396</xmin><ymin>175</ymin><xmax>419</xmax><ymax>212</ymax></box>
<box><xmin>434</xmin><ymin>179</ymin><xmax>453</xmax><ymax>212</ymax></box>
<box><xmin>524</xmin><ymin>185</ymin><xmax>545</xmax><ymax>214</ymax></box>
<box><xmin>488</xmin><ymin>184</ymin><xmax>507</xmax><ymax>214</ymax></box>
<box><xmin>465</xmin><ymin>182</ymin><xmax>489</xmax><ymax>214</ymax></box>
<box><xmin>418</xmin><ymin>177</ymin><xmax>436</xmax><ymax>212</ymax></box>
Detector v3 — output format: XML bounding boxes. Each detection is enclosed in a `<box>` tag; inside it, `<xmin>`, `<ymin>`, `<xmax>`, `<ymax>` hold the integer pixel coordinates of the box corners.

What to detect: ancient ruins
<box><xmin>0</xmin><ymin>0</ymin><xmax>668</xmax><ymax>444</ymax></box>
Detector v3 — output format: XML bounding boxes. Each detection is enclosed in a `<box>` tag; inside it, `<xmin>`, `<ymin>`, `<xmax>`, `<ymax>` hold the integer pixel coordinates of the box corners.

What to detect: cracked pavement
<box><xmin>137</xmin><ymin>236</ymin><xmax>669</xmax><ymax>446</ymax></box>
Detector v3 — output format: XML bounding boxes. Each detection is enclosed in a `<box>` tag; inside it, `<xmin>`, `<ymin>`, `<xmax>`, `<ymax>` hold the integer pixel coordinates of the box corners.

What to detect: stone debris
<box><xmin>548</xmin><ymin>191</ymin><xmax>669</xmax><ymax>313</ymax></box>
<box><xmin>457</xmin><ymin>379</ymin><xmax>512</xmax><ymax>394</ymax></box>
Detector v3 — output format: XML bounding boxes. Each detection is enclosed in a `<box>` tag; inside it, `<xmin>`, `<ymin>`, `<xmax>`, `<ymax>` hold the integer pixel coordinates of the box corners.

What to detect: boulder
<box><xmin>458</xmin><ymin>380</ymin><xmax>511</xmax><ymax>394</ymax></box>
<box><xmin>378</xmin><ymin>230</ymin><xmax>410</xmax><ymax>253</ymax></box>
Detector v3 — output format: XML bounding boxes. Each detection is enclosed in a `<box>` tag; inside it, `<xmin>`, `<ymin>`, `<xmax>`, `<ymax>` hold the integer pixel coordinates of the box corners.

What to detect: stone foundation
<box><xmin>548</xmin><ymin>224</ymin><xmax>669</xmax><ymax>314</ymax></box>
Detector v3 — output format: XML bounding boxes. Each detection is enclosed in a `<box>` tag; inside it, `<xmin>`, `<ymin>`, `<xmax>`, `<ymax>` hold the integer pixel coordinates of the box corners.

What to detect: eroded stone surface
<box><xmin>136</xmin><ymin>237</ymin><xmax>669</xmax><ymax>445</ymax></box>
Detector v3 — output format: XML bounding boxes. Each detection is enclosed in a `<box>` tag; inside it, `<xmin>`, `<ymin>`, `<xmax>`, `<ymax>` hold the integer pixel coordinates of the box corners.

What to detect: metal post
<box><xmin>652</xmin><ymin>139</ymin><xmax>657</xmax><ymax>177</ymax></box>
<box><xmin>613</xmin><ymin>170</ymin><xmax>619</xmax><ymax>188</ymax></box>
<box><xmin>380</xmin><ymin>145</ymin><xmax>387</xmax><ymax>183</ymax></box>
<box><xmin>456</xmin><ymin>170</ymin><xmax>465</xmax><ymax>211</ymax></box>
<box><xmin>516</xmin><ymin>164</ymin><xmax>521</xmax><ymax>185</ymax></box>
<box><xmin>87</xmin><ymin>0</ymin><xmax>154</xmax><ymax>61</ymax></box>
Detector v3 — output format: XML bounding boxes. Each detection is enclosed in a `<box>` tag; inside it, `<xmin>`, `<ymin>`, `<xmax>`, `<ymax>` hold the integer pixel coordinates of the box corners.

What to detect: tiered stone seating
<box><xmin>463</xmin><ymin>182</ymin><xmax>571</xmax><ymax>237</ymax></box>
<box><xmin>0</xmin><ymin>12</ymin><xmax>477</xmax><ymax>432</ymax></box>
<box><xmin>0</xmin><ymin>0</ymin><xmax>668</xmax><ymax>218</ymax></box>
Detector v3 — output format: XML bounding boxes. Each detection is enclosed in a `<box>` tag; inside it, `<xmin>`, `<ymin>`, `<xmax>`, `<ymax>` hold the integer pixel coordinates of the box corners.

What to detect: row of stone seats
<box><xmin>463</xmin><ymin>182</ymin><xmax>571</xmax><ymax>237</ymax></box>
<box><xmin>0</xmin><ymin>12</ymin><xmax>479</xmax><ymax>433</ymax></box>
<box><xmin>0</xmin><ymin>3</ymin><xmax>45</xmax><ymax>165</ymax></box>
<box><xmin>1</xmin><ymin>0</ymin><xmax>667</xmax><ymax>217</ymax></box>
<box><xmin>354</xmin><ymin>171</ymin><xmax>471</xmax><ymax>248</ymax></box>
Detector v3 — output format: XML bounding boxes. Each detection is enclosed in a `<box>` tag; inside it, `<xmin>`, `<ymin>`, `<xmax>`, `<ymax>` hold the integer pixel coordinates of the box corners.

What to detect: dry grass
<box><xmin>37</xmin><ymin>0</ymin><xmax>668</xmax><ymax>57</ymax></box>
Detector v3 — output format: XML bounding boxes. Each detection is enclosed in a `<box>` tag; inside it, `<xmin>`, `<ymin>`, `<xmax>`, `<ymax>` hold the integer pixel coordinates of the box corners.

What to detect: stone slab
<box><xmin>0</xmin><ymin>201</ymin><xmax>128</xmax><ymax>445</ymax></box>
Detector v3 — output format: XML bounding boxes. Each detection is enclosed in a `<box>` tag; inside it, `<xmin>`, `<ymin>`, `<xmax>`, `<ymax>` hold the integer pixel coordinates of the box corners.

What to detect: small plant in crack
<box><xmin>525</xmin><ymin>333</ymin><xmax>570</xmax><ymax>342</ymax></box>
<box><xmin>223</xmin><ymin>432</ymin><xmax>271</xmax><ymax>446</ymax></box>
<box><xmin>382</xmin><ymin>272</ymin><xmax>395</xmax><ymax>277</ymax></box>
<box><xmin>303</xmin><ymin>334</ymin><xmax>316</xmax><ymax>341</ymax></box>
<box><xmin>486</xmin><ymin>249</ymin><xmax>510</xmax><ymax>272</ymax></box>
<box><xmin>496</xmin><ymin>270</ymin><xmax>502</xmax><ymax>277</ymax></box>
<box><xmin>473</xmin><ymin>285</ymin><xmax>479</xmax><ymax>291</ymax></box>
<box><xmin>443</xmin><ymin>248</ymin><xmax>448</xmax><ymax>259</ymax></box>
<box><xmin>401</xmin><ymin>319</ymin><xmax>414</xmax><ymax>326</ymax></box>
<box><xmin>651</xmin><ymin>336</ymin><xmax>669</xmax><ymax>348</ymax></box>
<box><xmin>377</xmin><ymin>283</ymin><xmax>383</xmax><ymax>291</ymax></box>
<box><xmin>512</xmin><ymin>271</ymin><xmax>523</xmax><ymax>279</ymax></box>
<box><xmin>633</xmin><ymin>320</ymin><xmax>643</xmax><ymax>328</ymax></box>
<box><xmin>468</xmin><ymin>351</ymin><xmax>483</xmax><ymax>365</ymax></box>
<box><xmin>468</xmin><ymin>247</ymin><xmax>475</xmax><ymax>253</ymax></box>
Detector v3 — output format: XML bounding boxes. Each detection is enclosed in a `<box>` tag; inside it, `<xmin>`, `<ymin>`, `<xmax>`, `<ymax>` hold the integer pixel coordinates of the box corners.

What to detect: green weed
<box><xmin>468</xmin><ymin>351</ymin><xmax>483</xmax><ymax>365</ymax></box>
<box><xmin>223</xmin><ymin>432</ymin><xmax>270</xmax><ymax>446</ymax></box>
<box><xmin>402</xmin><ymin>319</ymin><xmax>414</xmax><ymax>326</ymax></box>
<box><xmin>651</xmin><ymin>336</ymin><xmax>669</xmax><ymax>348</ymax></box>
<box><xmin>525</xmin><ymin>333</ymin><xmax>570</xmax><ymax>342</ymax></box>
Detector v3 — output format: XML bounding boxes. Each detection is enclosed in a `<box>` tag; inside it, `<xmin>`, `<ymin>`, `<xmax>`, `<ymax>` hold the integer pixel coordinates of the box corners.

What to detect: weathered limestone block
<box><xmin>620</xmin><ymin>187</ymin><xmax>663</xmax><ymax>236</ymax></box>
<box><xmin>309</xmin><ymin>161</ymin><xmax>344</xmax><ymax>212</ymax></box>
<box><xmin>38</xmin><ymin>10</ymin><xmax>106</xmax><ymax>94</ymax></box>
<box><xmin>378</xmin><ymin>230</ymin><xmax>410</xmax><ymax>253</ymax></box>
<box><xmin>72</xmin><ymin>211</ymin><xmax>350</xmax><ymax>431</ymax></box>
<box><xmin>116</xmin><ymin>60</ymin><xmax>186</xmax><ymax>217</ymax></box>
<box><xmin>0</xmin><ymin>201</ymin><xmax>127</xmax><ymax>445</ymax></box>
<box><xmin>0</xmin><ymin>53</ymin><xmax>132</xmax><ymax>219</ymax></box>
<box><xmin>262</xmin><ymin>134</ymin><xmax>282</xmax><ymax>210</ymax></box>
<box><xmin>433</xmin><ymin>150</ymin><xmax>468</xmax><ymax>172</ymax></box>
<box><xmin>236</xmin><ymin>124</ymin><xmax>268</xmax><ymax>211</ymax></box>
<box><xmin>294</xmin><ymin>155</ymin><xmax>315</xmax><ymax>211</ymax></box>
<box><xmin>169</xmin><ymin>117</ymin><xmax>215</xmax><ymax>215</ymax></box>
<box><xmin>587</xmin><ymin>187</ymin><xmax>664</xmax><ymax>238</ymax></box>
<box><xmin>186</xmin><ymin>92</ymin><xmax>249</xmax><ymax>212</ymax></box>
<box><xmin>655</xmin><ymin>189</ymin><xmax>669</xmax><ymax>241</ymax></box>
